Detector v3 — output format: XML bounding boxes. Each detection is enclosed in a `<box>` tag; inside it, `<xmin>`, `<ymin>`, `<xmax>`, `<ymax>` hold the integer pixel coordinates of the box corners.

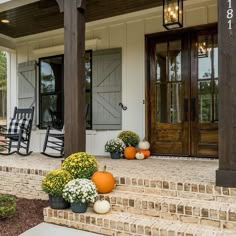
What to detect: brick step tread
<box><xmin>100</xmin><ymin>190</ymin><xmax>236</xmax><ymax>211</ymax></box>
<box><xmin>44</xmin><ymin>207</ymin><xmax>236</xmax><ymax>236</ymax></box>
<box><xmin>115</xmin><ymin>184</ymin><xmax>236</xmax><ymax>203</ymax></box>
<box><xmin>114</xmin><ymin>175</ymin><xmax>236</xmax><ymax>198</ymax></box>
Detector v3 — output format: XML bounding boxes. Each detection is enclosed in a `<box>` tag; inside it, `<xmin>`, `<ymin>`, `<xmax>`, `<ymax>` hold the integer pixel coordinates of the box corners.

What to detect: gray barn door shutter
<box><xmin>18</xmin><ymin>61</ymin><xmax>37</xmax><ymax>126</ymax></box>
<box><xmin>92</xmin><ymin>48</ymin><xmax>122</xmax><ymax>130</ymax></box>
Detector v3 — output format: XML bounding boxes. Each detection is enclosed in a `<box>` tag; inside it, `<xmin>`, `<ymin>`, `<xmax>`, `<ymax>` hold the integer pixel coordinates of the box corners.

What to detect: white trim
<box><xmin>16</xmin><ymin>29</ymin><xmax>64</xmax><ymax>45</ymax></box>
<box><xmin>0</xmin><ymin>0</ymin><xmax>39</xmax><ymax>12</ymax></box>
<box><xmin>0</xmin><ymin>46</ymin><xmax>15</xmax><ymax>53</ymax></box>
<box><xmin>32</xmin><ymin>39</ymin><xmax>100</xmax><ymax>56</ymax></box>
<box><xmin>0</xmin><ymin>33</ymin><xmax>15</xmax><ymax>42</ymax></box>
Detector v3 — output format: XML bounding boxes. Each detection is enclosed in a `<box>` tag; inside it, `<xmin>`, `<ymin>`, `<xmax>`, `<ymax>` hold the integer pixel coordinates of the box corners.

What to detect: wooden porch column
<box><xmin>56</xmin><ymin>0</ymin><xmax>86</xmax><ymax>157</ymax></box>
<box><xmin>216</xmin><ymin>0</ymin><xmax>236</xmax><ymax>187</ymax></box>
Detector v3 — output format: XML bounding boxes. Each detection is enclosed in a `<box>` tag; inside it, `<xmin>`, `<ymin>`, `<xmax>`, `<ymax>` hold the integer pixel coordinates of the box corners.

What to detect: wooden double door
<box><xmin>148</xmin><ymin>26</ymin><xmax>218</xmax><ymax>157</ymax></box>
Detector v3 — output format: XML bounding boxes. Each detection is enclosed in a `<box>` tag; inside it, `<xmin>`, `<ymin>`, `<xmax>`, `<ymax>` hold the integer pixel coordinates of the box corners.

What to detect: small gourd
<box><xmin>135</xmin><ymin>152</ymin><xmax>145</xmax><ymax>160</ymax></box>
<box><xmin>138</xmin><ymin>140</ymin><xmax>150</xmax><ymax>150</ymax></box>
<box><xmin>139</xmin><ymin>149</ymin><xmax>151</xmax><ymax>158</ymax></box>
<box><xmin>93</xmin><ymin>200</ymin><xmax>111</xmax><ymax>214</ymax></box>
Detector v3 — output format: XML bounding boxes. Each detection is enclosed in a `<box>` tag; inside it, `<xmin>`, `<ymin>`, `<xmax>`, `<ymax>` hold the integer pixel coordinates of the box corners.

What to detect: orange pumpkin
<box><xmin>91</xmin><ymin>166</ymin><xmax>115</xmax><ymax>194</ymax></box>
<box><xmin>124</xmin><ymin>146</ymin><xmax>136</xmax><ymax>160</ymax></box>
<box><xmin>139</xmin><ymin>149</ymin><xmax>150</xmax><ymax>158</ymax></box>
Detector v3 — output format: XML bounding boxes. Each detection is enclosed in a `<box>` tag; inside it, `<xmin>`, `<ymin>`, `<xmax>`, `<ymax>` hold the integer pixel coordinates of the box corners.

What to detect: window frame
<box><xmin>38</xmin><ymin>54</ymin><xmax>64</xmax><ymax>129</ymax></box>
<box><xmin>38</xmin><ymin>51</ymin><xmax>92</xmax><ymax>130</ymax></box>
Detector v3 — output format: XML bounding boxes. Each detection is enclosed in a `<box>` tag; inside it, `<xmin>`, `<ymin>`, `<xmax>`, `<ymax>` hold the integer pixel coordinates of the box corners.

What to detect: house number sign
<box><xmin>227</xmin><ymin>0</ymin><xmax>234</xmax><ymax>30</ymax></box>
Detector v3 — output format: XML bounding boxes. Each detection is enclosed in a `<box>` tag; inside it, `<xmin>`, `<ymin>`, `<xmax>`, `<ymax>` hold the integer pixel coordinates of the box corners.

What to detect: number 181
<box><xmin>227</xmin><ymin>0</ymin><xmax>233</xmax><ymax>30</ymax></box>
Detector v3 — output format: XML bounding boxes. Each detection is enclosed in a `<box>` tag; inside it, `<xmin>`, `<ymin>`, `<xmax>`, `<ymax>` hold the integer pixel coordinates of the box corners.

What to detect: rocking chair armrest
<box><xmin>19</xmin><ymin>125</ymin><xmax>30</xmax><ymax>134</ymax></box>
<box><xmin>0</xmin><ymin>124</ymin><xmax>7</xmax><ymax>132</ymax></box>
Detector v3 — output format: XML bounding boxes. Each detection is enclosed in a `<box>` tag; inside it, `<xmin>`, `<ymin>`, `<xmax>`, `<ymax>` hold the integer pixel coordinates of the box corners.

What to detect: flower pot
<box><xmin>110</xmin><ymin>152</ymin><xmax>121</xmax><ymax>159</ymax></box>
<box><xmin>49</xmin><ymin>195</ymin><xmax>70</xmax><ymax>209</ymax></box>
<box><xmin>71</xmin><ymin>202</ymin><xmax>88</xmax><ymax>213</ymax></box>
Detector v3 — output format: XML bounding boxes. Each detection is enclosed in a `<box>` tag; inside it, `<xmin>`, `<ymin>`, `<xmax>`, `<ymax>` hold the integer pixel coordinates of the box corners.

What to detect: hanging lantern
<box><xmin>163</xmin><ymin>0</ymin><xmax>183</xmax><ymax>30</ymax></box>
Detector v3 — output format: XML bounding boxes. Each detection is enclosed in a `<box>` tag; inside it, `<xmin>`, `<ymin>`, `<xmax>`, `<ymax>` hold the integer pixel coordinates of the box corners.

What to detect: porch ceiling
<box><xmin>0</xmin><ymin>0</ymin><xmax>165</xmax><ymax>38</ymax></box>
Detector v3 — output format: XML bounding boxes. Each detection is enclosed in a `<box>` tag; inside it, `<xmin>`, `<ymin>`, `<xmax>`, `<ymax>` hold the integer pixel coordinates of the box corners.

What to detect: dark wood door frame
<box><xmin>145</xmin><ymin>23</ymin><xmax>218</xmax><ymax>157</ymax></box>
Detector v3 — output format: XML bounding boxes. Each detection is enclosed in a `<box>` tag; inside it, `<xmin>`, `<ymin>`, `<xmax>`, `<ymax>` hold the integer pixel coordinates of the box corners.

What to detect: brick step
<box><xmin>98</xmin><ymin>191</ymin><xmax>236</xmax><ymax>230</ymax></box>
<box><xmin>44</xmin><ymin>207</ymin><xmax>236</xmax><ymax>236</ymax></box>
<box><xmin>115</xmin><ymin>177</ymin><xmax>236</xmax><ymax>203</ymax></box>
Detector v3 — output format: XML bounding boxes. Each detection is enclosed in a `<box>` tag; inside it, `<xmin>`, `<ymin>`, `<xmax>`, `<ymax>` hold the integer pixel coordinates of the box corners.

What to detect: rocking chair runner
<box><xmin>0</xmin><ymin>107</ymin><xmax>34</xmax><ymax>156</ymax></box>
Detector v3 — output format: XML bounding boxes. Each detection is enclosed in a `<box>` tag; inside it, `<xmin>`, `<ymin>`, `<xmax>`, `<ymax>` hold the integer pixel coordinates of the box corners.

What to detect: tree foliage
<box><xmin>0</xmin><ymin>51</ymin><xmax>7</xmax><ymax>89</ymax></box>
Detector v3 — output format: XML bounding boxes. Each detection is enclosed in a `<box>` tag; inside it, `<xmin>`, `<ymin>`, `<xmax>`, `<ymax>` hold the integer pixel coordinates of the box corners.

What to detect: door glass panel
<box><xmin>156</xmin><ymin>43</ymin><xmax>167</xmax><ymax>82</ymax></box>
<box><xmin>198</xmin><ymin>35</ymin><xmax>212</xmax><ymax>80</ymax></box>
<box><xmin>169</xmin><ymin>82</ymin><xmax>183</xmax><ymax>123</ymax></box>
<box><xmin>213</xmin><ymin>35</ymin><xmax>218</xmax><ymax>79</ymax></box>
<box><xmin>214</xmin><ymin>80</ymin><xmax>219</xmax><ymax>121</ymax></box>
<box><xmin>198</xmin><ymin>80</ymin><xmax>211</xmax><ymax>122</ymax></box>
<box><xmin>169</xmin><ymin>40</ymin><xmax>182</xmax><ymax>81</ymax></box>
<box><xmin>213</xmin><ymin>34</ymin><xmax>219</xmax><ymax>122</ymax></box>
<box><xmin>155</xmin><ymin>40</ymin><xmax>183</xmax><ymax>123</ymax></box>
<box><xmin>197</xmin><ymin>33</ymin><xmax>218</xmax><ymax>123</ymax></box>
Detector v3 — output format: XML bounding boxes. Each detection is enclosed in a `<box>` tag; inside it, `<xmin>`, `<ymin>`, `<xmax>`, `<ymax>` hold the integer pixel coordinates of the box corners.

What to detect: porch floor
<box><xmin>0</xmin><ymin>153</ymin><xmax>218</xmax><ymax>184</ymax></box>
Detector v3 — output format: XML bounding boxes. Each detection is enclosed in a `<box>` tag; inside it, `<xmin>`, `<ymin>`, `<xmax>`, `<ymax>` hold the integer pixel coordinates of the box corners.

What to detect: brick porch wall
<box><xmin>0</xmin><ymin>166</ymin><xmax>48</xmax><ymax>200</ymax></box>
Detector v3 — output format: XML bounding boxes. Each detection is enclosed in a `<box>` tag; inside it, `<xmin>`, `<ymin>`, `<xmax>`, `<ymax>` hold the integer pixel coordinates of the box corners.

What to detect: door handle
<box><xmin>119</xmin><ymin>103</ymin><xmax>127</xmax><ymax>111</ymax></box>
<box><xmin>191</xmin><ymin>98</ymin><xmax>196</xmax><ymax>121</ymax></box>
<box><xmin>184</xmin><ymin>98</ymin><xmax>188</xmax><ymax>121</ymax></box>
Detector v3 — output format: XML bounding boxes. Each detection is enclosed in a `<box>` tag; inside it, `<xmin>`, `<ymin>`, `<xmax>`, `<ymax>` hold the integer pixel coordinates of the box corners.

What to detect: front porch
<box><xmin>0</xmin><ymin>154</ymin><xmax>218</xmax><ymax>187</ymax></box>
<box><xmin>1</xmin><ymin>154</ymin><xmax>236</xmax><ymax>235</ymax></box>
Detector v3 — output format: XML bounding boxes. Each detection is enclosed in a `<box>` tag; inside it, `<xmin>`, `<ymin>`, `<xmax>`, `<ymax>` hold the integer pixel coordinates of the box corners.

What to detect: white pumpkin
<box><xmin>135</xmin><ymin>152</ymin><xmax>145</xmax><ymax>160</ymax></box>
<box><xmin>93</xmin><ymin>200</ymin><xmax>111</xmax><ymax>214</ymax></box>
<box><xmin>138</xmin><ymin>140</ymin><xmax>150</xmax><ymax>150</ymax></box>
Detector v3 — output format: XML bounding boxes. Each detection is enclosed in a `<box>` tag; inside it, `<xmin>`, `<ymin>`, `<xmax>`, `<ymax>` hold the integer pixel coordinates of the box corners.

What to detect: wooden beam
<box><xmin>56</xmin><ymin>0</ymin><xmax>64</xmax><ymax>12</ymax></box>
<box><xmin>216</xmin><ymin>0</ymin><xmax>236</xmax><ymax>187</ymax></box>
<box><xmin>56</xmin><ymin>0</ymin><xmax>86</xmax><ymax>157</ymax></box>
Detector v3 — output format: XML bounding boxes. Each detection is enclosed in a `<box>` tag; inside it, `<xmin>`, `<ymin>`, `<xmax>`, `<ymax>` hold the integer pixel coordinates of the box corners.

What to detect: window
<box><xmin>39</xmin><ymin>49</ymin><xmax>122</xmax><ymax>130</ymax></box>
<box><xmin>39</xmin><ymin>51</ymin><xmax>92</xmax><ymax>129</ymax></box>
<box><xmin>39</xmin><ymin>55</ymin><xmax>64</xmax><ymax>129</ymax></box>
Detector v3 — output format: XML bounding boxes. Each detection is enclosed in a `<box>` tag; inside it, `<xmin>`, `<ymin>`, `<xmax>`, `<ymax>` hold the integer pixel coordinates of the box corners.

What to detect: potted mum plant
<box><xmin>42</xmin><ymin>169</ymin><xmax>72</xmax><ymax>209</ymax></box>
<box><xmin>62</xmin><ymin>152</ymin><xmax>98</xmax><ymax>179</ymax></box>
<box><xmin>105</xmin><ymin>138</ymin><xmax>126</xmax><ymax>159</ymax></box>
<box><xmin>118</xmin><ymin>130</ymin><xmax>140</xmax><ymax>147</ymax></box>
<box><xmin>63</xmin><ymin>178</ymin><xmax>97</xmax><ymax>213</ymax></box>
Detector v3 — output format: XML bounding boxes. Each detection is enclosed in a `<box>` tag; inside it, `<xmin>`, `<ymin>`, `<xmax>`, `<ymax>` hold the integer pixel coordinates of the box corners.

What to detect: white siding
<box><xmin>1</xmin><ymin>0</ymin><xmax>217</xmax><ymax>155</ymax></box>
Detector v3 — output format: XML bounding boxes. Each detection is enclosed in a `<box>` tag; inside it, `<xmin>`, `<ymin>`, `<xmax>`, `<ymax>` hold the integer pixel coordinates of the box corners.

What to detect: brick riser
<box><xmin>115</xmin><ymin>177</ymin><xmax>236</xmax><ymax>203</ymax></box>
<box><xmin>43</xmin><ymin>176</ymin><xmax>236</xmax><ymax>235</ymax></box>
<box><xmin>98</xmin><ymin>191</ymin><xmax>236</xmax><ymax>230</ymax></box>
<box><xmin>44</xmin><ymin>208</ymin><xmax>236</xmax><ymax>236</ymax></box>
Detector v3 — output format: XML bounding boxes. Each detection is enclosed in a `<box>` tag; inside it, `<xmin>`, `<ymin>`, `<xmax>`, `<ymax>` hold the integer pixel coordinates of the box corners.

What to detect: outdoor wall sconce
<box><xmin>163</xmin><ymin>0</ymin><xmax>183</xmax><ymax>30</ymax></box>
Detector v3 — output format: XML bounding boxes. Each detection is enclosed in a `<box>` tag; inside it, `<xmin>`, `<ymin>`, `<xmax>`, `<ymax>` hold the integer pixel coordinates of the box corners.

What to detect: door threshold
<box><xmin>151</xmin><ymin>155</ymin><xmax>218</xmax><ymax>161</ymax></box>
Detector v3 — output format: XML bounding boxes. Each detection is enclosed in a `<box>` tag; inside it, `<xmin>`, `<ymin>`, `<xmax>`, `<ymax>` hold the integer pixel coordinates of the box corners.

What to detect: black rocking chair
<box><xmin>0</xmin><ymin>107</ymin><xmax>34</xmax><ymax>156</ymax></box>
<box><xmin>41</xmin><ymin>104</ymin><xmax>89</xmax><ymax>158</ymax></box>
<box><xmin>41</xmin><ymin>108</ymin><xmax>64</xmax><ymax>158</ymax></box>
<box><xmin>41</xmin><ymin>125</ymin><xmax>64</xmax><ymax>158</ymax></box>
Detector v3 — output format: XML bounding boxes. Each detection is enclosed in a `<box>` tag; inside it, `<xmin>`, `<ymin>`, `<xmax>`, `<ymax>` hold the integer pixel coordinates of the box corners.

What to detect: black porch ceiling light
<box><xmin>163</xmin><ymin>0</ymin><xmax>183</xmax><ymax>30</ymax></box>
